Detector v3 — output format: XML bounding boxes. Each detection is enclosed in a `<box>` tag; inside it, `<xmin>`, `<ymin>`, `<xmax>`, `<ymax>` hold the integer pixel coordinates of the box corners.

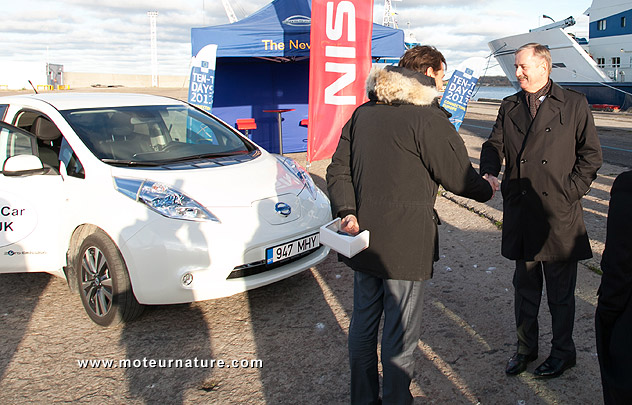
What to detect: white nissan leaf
<box><xmin>0</xmin><ymin>93</ymin><xmax>330</xmax><ymax>326</ymax></box>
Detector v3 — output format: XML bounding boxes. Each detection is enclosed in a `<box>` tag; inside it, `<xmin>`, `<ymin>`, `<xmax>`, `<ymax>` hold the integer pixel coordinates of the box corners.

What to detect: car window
<box><xmin>0</xmin><ymin>122</ymin><xmax>38</xmax><ymax>165</ymax></box>
<box><xmin>0</xmin><ymin>105</ymin><xmax>7</xmax><ymax>121</ymax></box>
<box><xmin>59</xmin><ymin>138</ymin><xmax>84</xmax><ymax>179</ymax></box>
<box><xmin>61</xmin><ymin>104</ymin><xmax>257</xmax><ymax>165</ymax></box>
<box><xmin>12</xmin><ymin>109</ymin><xmax>38</xmax><ymax>132</ymax></box>
<box><xmin>13</xmin><ymin>111</ymin><xmax>63</xmax><ymax>173</ymax></box>
<box><xmin>161</xmin><ymin>109</ymin><xmax>219</xmax><ymax>145</ymax></box>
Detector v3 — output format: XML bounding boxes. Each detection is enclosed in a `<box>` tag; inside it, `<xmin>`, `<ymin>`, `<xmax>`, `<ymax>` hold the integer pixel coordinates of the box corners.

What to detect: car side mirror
<box><xmin>2</xmin><ymin>155</ymin><xmax>50</xmax><ymax>177</ymax></box>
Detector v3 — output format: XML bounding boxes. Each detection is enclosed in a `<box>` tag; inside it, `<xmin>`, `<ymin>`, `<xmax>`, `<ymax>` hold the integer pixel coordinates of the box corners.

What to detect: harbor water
<box><xmin>471</xmin><ymin>86</ymin><xmax>515</xmax><ymax>101</ymax></box>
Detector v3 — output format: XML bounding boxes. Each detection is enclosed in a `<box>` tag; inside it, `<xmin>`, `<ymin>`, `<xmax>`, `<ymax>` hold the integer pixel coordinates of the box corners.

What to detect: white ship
<box><xmin>489</xmin><ymin>0</ymin><xmax>632</xmax><ymax>109</ymax></box>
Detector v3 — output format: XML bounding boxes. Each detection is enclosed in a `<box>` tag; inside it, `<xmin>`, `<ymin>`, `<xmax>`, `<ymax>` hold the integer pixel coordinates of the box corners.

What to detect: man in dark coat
<box><xmin>479</xmin><ymin>43</ymin><xmax>602</xmax><ymax>378</ymax></box>
<box><xmin>327</xmin><ymin>46</ymin><xmax>494</xmax><ymax>404</ymax></box>
<box><xmin>596</xmin><ymin>170</ymin><xmax>632</xmax><ymax>404</ymax></box>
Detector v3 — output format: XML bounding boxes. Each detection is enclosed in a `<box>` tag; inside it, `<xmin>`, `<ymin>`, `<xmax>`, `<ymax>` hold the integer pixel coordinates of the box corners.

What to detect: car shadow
<box><xmin>246</xmin><ymin>262</ymin><xmax>351</xmax><ymax>403</ymax></box>
<box><xmin>117</xmin><ymin>178</ymin><xmax>214</xmax><ymax>404</ymax></box>
<box><xmin>119</xmin><ymin>302</ymin><xmax>214</xmax><ymax>403</ymax></box>
<box><xmin>0</xmin><ymin>269</ymin><xmax>51</xmax><ymax>382</ymax></box>
<box><xmin>242</xmin><ymin>163</ymin><xmax>352</xmax><ymax>403</ymax></box>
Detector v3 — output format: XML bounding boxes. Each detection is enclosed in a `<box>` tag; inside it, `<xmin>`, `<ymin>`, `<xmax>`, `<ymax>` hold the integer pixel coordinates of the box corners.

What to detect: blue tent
<box><xmin>191</xmin><ymin>0</ymin><xmax>406</xmax><ymax>153</ymax></box>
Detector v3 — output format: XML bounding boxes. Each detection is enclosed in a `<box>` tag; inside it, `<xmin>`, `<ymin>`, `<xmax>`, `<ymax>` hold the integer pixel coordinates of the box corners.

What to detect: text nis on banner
<box><xmin>307</xmin><ymin>0</ymin><xmax>373</xmax><ymax>162</ymax></box>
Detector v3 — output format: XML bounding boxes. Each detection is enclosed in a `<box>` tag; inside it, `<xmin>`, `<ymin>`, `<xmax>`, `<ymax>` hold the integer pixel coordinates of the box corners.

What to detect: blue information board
<box><xmin>440</xmin><ymin>68</ymin><xmax>478</xmax><ymax>131</ymax></box>
<box><xmin>188</xmin><ymin>44</ymin><xmax>218</xmax><ymax>112</ymax></box>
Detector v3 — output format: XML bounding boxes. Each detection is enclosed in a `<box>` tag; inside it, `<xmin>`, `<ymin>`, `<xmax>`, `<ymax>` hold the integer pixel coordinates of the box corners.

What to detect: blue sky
<box><xmin>0</xmin><ymin>0</ymin><xmax>592</xmax><ymax>88</ymax></box>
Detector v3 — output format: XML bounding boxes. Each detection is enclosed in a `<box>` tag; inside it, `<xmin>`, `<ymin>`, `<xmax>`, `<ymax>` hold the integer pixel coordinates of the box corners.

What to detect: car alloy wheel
<box><xmin>81</xmin><ymin>246</ymin><xmax>113</xmax><ymax>318</ymax></box>
<box><xmin>76</xmin><ymin>229</ymin><xmax>144</xmax><ymax>326</ymax></box>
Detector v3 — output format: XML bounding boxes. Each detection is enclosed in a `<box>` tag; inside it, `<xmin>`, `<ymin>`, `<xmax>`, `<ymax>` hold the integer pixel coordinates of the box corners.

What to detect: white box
<box><xmin>319</xmin><ymin>218</ymin><xmax>370</xmax><ymax>258</ymax></box>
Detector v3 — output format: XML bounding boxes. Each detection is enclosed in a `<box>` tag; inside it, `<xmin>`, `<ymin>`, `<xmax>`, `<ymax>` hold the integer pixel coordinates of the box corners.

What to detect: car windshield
<box><xmin>61</xmin><ymin>103</ymin><xmax>256</xmax><ymax>165</ymax></box>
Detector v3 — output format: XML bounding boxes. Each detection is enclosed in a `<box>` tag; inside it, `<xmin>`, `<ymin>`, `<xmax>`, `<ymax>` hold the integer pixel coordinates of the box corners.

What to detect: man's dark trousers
<box><xmin>348</xmin><ymin>271</ymin><xmax>425</xmax><ymax>405</ymax></box>
<box><xmin>514</xmin><ymin>260</ymin><xmax>578</xmax><ymax>360</ymax></box>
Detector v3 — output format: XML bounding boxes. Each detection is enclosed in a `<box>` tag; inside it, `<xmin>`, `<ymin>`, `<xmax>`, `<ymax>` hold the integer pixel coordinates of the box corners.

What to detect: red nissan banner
<box><xmin>307</xmin><ymin>0</ymin><xmax>373</xmax><ymax>162</ymax></box>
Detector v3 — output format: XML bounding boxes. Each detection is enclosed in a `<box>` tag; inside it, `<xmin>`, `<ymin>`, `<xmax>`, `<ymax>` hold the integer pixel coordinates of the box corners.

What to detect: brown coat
<box><xmin>326</xmin><ymin>66</ymin><xmax>493</xmax><ymax>281</ymax></box>
<box><xmin>480</xmin><ymin>81</ymin><xmax>602</xmax><ymax>261</ymax></box>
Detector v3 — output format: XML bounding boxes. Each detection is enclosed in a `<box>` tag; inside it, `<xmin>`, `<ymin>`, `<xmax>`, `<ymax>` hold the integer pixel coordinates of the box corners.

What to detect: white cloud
<box><xmin>0</xmin><ymin>0</ymin><xmax>593</xmax><ymax>87</ymax></box>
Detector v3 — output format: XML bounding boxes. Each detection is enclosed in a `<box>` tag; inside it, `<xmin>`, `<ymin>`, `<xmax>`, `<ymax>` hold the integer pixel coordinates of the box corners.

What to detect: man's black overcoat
<box><xmin>480</xmin><ymin>81</ymin><xmax>602</xmax><ymax>261</ymax></box>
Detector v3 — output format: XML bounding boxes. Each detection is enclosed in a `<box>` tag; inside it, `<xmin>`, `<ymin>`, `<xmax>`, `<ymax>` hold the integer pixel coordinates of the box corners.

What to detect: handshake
<box><xmin>483</xmin><ymin>173</ymin><xmax>501</xmax><ymax>198</ymax></box>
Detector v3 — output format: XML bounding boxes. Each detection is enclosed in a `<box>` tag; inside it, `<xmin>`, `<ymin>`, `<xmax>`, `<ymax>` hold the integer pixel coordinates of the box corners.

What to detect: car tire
<box><xmin>76</xmin><ymin>229</ymin><xmax>144</xmax><ymax>326</ymax></box>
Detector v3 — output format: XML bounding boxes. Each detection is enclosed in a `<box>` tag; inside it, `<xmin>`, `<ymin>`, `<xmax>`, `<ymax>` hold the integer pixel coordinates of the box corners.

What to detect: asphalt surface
<box><xmin>0</xmin><ymin>89</ymin><xmax>630</xmax><ymax>403</ymax></box>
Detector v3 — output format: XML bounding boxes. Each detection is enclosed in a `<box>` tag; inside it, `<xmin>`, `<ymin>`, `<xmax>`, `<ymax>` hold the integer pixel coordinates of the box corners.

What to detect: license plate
<box><xmin>266</xmin><ymin>233</ymin><xmax>320</xmax><ymax>264</ymax></box>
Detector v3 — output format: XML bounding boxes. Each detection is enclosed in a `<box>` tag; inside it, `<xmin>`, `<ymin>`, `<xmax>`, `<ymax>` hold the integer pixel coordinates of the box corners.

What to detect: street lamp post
<box><xmin>147</xmin><ymin>11</ymin><xmax>159</xmax><ymax>88</ymax></box>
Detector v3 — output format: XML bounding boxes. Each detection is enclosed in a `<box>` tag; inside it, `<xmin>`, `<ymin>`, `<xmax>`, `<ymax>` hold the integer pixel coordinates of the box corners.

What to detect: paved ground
<box><xmin>0</xmin><ymin>89</ymin><xmax>630</xmax><ymax>403</ymax></box>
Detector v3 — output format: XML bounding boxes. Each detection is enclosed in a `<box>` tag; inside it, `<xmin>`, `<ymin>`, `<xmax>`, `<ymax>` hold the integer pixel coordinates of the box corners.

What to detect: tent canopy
<box><xmin>191</xmin><ymin>0</ymin><xmax>406</xmax><ymax>60</ymax></box>
<box><xmin>190</xmin><ymin>0</ymin><xmax>406</xmax><ymax>154</ymax></box>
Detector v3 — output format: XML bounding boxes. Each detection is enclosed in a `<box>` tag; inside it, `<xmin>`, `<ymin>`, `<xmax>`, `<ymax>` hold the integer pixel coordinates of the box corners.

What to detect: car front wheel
<box><xmin>76</xmin><ymin>230</ymin><xmax>144</xmax><ymax>326</ymax></box>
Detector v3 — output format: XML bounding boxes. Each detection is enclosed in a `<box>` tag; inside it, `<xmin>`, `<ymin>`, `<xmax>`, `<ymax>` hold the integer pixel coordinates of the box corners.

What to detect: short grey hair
<box><xmin>517</xmin><ymin>43</ymin><xmax>552</xmax><ymax>75</ymax></box>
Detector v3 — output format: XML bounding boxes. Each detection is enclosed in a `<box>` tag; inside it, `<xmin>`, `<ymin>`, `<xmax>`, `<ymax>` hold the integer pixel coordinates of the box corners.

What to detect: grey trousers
<box><xmin>348</xmin><ymin>271</ymin><xmax>425</xmax><ymax>405</ymax></box>
<box><xmin>514</xmin><ymin>260</ymin><xmax>578</xmax><ymax>360</ymax></box>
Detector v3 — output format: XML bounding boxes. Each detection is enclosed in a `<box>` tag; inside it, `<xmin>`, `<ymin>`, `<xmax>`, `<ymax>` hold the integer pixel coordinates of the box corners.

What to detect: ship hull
<box><xmin>560</xmin><ymin>82</ymin><xmax>632</xmax><ymax>109</ymax></box>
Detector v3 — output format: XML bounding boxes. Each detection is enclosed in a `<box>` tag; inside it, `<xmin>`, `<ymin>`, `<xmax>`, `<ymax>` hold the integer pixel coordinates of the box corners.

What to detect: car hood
<box><xmin>109</xmin><ymin>153</ymin><xmax>307</xmax><ymax>208</ymax></box>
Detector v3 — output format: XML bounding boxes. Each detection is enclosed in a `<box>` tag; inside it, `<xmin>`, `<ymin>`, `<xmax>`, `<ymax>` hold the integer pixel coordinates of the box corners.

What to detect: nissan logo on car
<box><xmin>275</xmin><ymin>202</ymin><xmax>292</xmax><ymax>217</ymax></box>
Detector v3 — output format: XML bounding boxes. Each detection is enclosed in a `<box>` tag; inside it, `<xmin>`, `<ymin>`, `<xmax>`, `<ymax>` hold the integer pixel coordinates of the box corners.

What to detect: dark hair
<box><xmin>398</xmin><ymin>45</ymin><xmax>446</xmax><ymax>74</ymax></box>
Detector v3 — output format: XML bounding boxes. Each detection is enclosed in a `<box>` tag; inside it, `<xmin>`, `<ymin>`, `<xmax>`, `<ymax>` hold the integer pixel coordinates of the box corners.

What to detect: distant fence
<box><xmin>64</xmin><ymin>72</ymin><xmax>188</xmax><ymax>88</ymax></box>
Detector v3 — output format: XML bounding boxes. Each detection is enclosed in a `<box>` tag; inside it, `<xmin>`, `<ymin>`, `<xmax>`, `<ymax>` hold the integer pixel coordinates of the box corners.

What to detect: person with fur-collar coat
<box><xmin>326</xmin><ymin>46</ymin><xmax>494</xmax><ymax>405</ymax></box>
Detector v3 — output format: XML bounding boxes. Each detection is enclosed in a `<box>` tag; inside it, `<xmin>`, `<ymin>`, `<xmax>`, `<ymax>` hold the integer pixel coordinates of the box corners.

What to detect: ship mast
<box><xmin>382</xmin><ymin>0</ymin><xmax>399</xmax><ymax>28</ymax></box>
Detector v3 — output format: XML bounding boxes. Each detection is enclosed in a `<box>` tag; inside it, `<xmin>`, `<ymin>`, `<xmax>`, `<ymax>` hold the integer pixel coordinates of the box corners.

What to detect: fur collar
<box><xmin>366</xmin><ymin>66</ymin><xmax>440</xmax><ymax>106</ymax></box>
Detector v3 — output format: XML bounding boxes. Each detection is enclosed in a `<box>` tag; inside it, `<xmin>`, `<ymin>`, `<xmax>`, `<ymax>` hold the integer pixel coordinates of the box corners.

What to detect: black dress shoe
<box><xmin>533</xmin><ymin>356</ymin><xmax>576</xmax><ymax>378</ymax></box>
<box><xmin>505</xmin><ymin>353</ymin><xmax>538</xmax><ymax>375</ymax></box>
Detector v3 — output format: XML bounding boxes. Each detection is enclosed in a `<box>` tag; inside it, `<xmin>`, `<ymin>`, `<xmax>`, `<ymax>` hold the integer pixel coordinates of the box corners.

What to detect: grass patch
<box><xmin>586</xmin><ymin>263</ymin><xmax>603</xmax><ymax>276</ymax></box>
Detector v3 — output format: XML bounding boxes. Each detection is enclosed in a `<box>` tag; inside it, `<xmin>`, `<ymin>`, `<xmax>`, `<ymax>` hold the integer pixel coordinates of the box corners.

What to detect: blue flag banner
<box><xmin>440</xmin><ymin>57</ymin><xmax>486</xmax><ymax>131</ymax></box>
<box><xmin>188</xmin><ymin>44</ymin><xmax>218</xmax><ymax>112</ymax></box>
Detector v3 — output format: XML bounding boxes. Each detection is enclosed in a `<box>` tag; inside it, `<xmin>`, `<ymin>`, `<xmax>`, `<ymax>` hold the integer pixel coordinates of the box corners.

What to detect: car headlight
<box><xmin>114</xmin><ymin>177</ymin><xmax>220</xmax><ymax>222</ymax></box>
<box><xmin>275</xmin><ymin>155</ymin><xmax>317</xmax><ymax>199</ymax></box>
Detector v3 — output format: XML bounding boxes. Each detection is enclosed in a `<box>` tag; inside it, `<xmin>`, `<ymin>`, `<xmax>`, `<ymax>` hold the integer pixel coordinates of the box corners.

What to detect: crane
<box><xmin>382</xmin><ymin>0</ymin><xmax>398</xmax><ymax>28</ymax></box>
<box><xmin>529</xmin><ymin>16</ymin><xmax>576</xmax><ymax>33</ymax></box>
<box><xmin>221</xmin><ymin>0</ymin><xmax>238</xmax><ymax>23</ymax></box>
<box><xmin>383</xmin><ymin>0</ymin><xmax>404</xmax><ymax>29</ymax></box>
